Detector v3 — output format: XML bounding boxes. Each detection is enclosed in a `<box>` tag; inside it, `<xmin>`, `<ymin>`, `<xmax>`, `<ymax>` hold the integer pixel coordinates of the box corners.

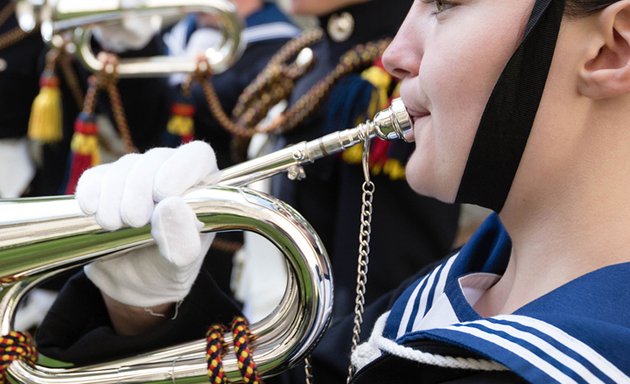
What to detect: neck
<box><xmin>475</xmin><ymin>96</ymin><xmax>630</xmax><ymax>317</ymax></box>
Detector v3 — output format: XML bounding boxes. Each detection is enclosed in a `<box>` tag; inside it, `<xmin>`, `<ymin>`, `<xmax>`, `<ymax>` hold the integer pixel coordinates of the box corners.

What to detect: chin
<box><xmin>405</xmin><ymin>161</ymin><xmax>456</xmax><ymax>204</ymax></box>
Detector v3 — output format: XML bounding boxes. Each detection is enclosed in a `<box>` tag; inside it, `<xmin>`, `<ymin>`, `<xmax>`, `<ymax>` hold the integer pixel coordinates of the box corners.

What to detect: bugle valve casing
<box><xmin>0</xmin><ymin>98</ymin><xmax>411</xmax><ymax>383</ymax></box>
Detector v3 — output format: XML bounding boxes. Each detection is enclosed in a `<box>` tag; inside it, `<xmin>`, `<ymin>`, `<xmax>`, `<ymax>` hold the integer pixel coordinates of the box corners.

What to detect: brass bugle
<box><xmin>0</xmin><ymin>99</ymin><xmax>411</xmax><ymax>383</ymax></box>
<box><xmin>16</xmin><ymin>0</ymin><xmax>245</xmax><ymax>77</ymax></box>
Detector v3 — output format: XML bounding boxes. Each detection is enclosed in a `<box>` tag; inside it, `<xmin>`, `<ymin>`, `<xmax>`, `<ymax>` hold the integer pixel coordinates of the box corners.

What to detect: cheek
<box><xmin>406</xmin><ymin>38</ymin><xmax>515</xmax><ymax>200</ymax></box>
<box><xmin>406</xmin><ymin>60</ymin><xmax>488</xmax><ymax>201</ymax></box>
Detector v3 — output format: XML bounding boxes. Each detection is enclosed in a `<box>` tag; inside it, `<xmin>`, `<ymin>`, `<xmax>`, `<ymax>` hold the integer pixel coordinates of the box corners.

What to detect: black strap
<box><xmin>455</xmin><ymin>0</ymin><xmax>565</xmax><ymax>212</ymax></box>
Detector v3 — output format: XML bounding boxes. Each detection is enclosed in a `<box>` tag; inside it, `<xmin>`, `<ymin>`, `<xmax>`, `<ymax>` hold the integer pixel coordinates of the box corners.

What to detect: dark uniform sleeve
<box><xmin>36</xmin><ymin>267</ymin><xmax>241</xmax><ymax>365</ymax></box>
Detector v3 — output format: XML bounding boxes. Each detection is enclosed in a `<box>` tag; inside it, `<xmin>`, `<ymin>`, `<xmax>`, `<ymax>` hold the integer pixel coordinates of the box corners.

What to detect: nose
<box><xmin>382</xmin><ymin>9</ymin><xmax>422</xmax><ymax>79</ymax></box>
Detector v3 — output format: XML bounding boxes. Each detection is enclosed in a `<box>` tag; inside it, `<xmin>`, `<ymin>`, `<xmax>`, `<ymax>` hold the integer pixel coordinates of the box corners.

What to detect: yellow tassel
<box><xmin>167</xmin><ymin>115</ymin><xmax>194</xmax><ymax>137</ymax></box>
<box><xmin>383</xmin><ymin>159</ymin><xmax>406</xmax><ymax>180</ymax></box>
<box><xmin>342</xmin><ymin>143</ymin><xmax>364</xmax><ymax>165</ymax></box>
<box><xmin>361</xmin><ymin>64</ymin><xmax>392</xmax><ymax>115</ymax></box>
<box><xmin>28</xmin><ymin>71</ymin><xmax>63</xmax><ymax>143</ymax></box>
<box><xmin>70</xmin><ymin>131</ymin><xmax>101</xmax><ymax>166</ymax></box>
<box><xmin>167</xmin><ymin>102</ymin><xmax>196</xmax><ymax>143</ymax></box>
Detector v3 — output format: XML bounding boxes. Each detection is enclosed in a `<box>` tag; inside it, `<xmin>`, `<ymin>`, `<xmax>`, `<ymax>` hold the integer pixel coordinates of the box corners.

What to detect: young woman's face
<box><xmin>288</xmin><ymin>0</ymin><xmax>367</xmax><ymax>16</ymax></box>
<box><xmin>383</xmin><ymin>0</ymin><xmax>536</xmax><ymax>202</ymax></box>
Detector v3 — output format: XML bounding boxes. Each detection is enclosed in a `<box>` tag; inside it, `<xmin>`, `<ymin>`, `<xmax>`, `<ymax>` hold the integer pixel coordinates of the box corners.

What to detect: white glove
<box><xmin>92</xmin><ymin>0</ymin><xmax>161</xmax><ymax>53</ymax></box>
<box><xmin>76</xmin><ymin>141</ymin><xmax>219</xmax><ymax>307</ymax></box>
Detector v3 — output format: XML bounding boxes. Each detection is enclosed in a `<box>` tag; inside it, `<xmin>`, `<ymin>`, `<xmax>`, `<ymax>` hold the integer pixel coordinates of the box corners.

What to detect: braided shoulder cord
<box><xmin>205</xmin><ymin>316</ymin><xmax>264</xmax><ymax>384</ymax></box>
<box><xmin>0</xmin><ymin>2</ymin><xmax>33</xmax><ymax>52</ymax></box>
<box><xmin>194</xmin><ymin>31</ymin><xmax>390</xmax><ymax>139</ymax></box>
<box><xmin>0</xmin><ymin>331</ymin><xmax>37</xmax><ymax>384</ymax></box>
<box><xmin>0</xmin><ymin>2</ymin><xmax>15</xmax><ymax>26</ymax></box>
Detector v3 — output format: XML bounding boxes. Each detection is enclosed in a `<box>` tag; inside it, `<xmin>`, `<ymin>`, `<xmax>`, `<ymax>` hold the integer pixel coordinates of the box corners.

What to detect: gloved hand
<box><xmin>76</xmin><ymin>141</ymin><xmax>219</xmax><ymax>307</ymax></box>
<box><xmin>92</xmin><ymin>0</ymin><xmax>161</xmax><ymax>53</ymax></box>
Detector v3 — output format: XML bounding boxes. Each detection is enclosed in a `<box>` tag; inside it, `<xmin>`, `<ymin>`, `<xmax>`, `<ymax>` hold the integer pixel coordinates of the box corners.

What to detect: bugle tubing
<box><xmin>0</xmin><ymin>98</ymin><xmax>411</xmax><ymax>383</ymax></box>
<box><xmin>16</xmin><ymin>0</ymin><xmax>245</xmax><ymax>77</ymax></box>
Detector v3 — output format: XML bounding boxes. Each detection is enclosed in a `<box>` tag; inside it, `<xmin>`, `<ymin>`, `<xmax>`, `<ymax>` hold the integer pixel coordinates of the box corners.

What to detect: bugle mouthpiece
<box><xmin>371</xmin><ymin>98</ymin><xmax>413</xmax><ymax>142</ymax></box>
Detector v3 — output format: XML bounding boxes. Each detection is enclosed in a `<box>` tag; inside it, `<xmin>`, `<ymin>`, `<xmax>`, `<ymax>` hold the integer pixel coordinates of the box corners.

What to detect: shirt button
<box><xmin>0</xmin><ymin>58</ymin><xmax>7</xmax><ymax>72</ymax></box>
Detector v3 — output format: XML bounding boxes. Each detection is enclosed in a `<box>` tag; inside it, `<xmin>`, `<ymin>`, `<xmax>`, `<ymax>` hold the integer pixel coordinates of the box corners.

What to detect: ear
<box><xmin>579</xmin><ymin>0</ymin><xmax>630</xmax><ymax>99</ymax></box>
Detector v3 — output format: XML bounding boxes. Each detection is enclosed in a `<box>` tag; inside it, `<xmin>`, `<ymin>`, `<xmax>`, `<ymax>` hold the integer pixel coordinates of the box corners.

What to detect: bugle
<box><xmin>0</xmin><ymin>99</ymin><xmax>411</xmax><ymax>383</ymax></box>
<box><xmin>15</xmin><ymin>0</ymin><xmax>244</xmax><ymax>77</ymax></box>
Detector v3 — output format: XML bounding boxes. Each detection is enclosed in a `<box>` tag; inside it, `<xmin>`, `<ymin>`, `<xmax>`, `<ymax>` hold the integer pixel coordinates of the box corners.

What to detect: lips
<box><xmin>407</xmin><ymin>107</ymin><xmax>430</xmax><ymax>121</ymax></box>
<box><xmin>405</xmin><ymin>107</ymin><xmax>430</xmax><ymax>142</ymax></box>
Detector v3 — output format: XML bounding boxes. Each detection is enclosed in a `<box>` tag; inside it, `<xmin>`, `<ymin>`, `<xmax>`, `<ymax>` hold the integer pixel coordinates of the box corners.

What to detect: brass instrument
<box><xmin>0</xmin><ymin>99</ymin><xmax>411</xmax><ymax>383</ymax></box>
<box><xmin>15</xmin><ymin>0</ymin><xmax>244</xmax><ymax>77</ymax></box>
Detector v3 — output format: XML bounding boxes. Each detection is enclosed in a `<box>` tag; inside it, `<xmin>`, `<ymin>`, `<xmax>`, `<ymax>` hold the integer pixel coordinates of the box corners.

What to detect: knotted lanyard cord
<box><xmin>100</xmin><ymin>65</ymin><xmax>137</xmax><ymax>154</ymax></box>
<box><xmin>0</xmin><ymin>331</ymin><xmax>38</xmax><ymax>384</ymax></box>
<box><xmin>231</xmin><ymin>316</ymin><xmax>263</xmax><ymax>384</ymax></box>
<box><xmin>205</xmin><ymin>316</ymin><xmax>264</xmax><ymax>384</ymax></box>
<box><xmin>82</xmin><ymin>60</ymin><xmax>137</xmax><ymax>155</ymax></box>
<box><xmin>57</xmin><ymin>54</ymin><xmax>85</xmax><ymax>110</ymax></box>
<box><xmin>206</xmin><ymin>324</ymin><xmax>228</xmax><ymax>384</ymax></box>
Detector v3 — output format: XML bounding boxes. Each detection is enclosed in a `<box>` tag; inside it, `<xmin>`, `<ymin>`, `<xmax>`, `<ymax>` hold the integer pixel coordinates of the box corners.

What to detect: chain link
<box><xmin>346</xmin><ymin>139</ymin><xmax>375</xmax><ymax>383</ymax></box>
<box><xmin>304</xmin><ymin>356</ymin><xmax>314</xmax><ymax>384</ymax></box>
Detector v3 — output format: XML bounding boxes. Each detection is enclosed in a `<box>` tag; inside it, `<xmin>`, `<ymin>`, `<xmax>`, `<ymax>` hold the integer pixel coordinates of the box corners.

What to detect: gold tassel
<box><xmin>28</xmin><ymin>70</ymin><xmax>63</xmax><ymax>143</ymax></box>
<box><xmin>167</xmin><ymin>102</ymin><xmax>196</xmax><ymax>143</ymax></box>
<box><xmin>342</xmin><ymin>142</ymin><xmax>364</xmax><ymax>165</ymax></box>
<box><xmin>361</xmin><ymin>63</ymin><xmax>392</xmax><ymax>115</ymax></box>
<box><xmin>383</xmin><ymin>159</ymin><xmax>406</xmax><ymax>180</ymax></box>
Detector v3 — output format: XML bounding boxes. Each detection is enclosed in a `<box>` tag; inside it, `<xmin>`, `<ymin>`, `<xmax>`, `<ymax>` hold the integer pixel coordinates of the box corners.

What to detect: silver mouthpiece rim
<box><xmin>372</xmin><ymin>98</ymin><xmax>413</xmax><ymax>142</ymax></box>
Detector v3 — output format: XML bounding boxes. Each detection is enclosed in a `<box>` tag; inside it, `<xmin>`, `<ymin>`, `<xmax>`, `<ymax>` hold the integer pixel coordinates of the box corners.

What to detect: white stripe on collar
<box><xmin>494</xmin><ymin>315</ymin><xmax>630</xmax><ymax>383</ymax></box>
<box><xmin>397</xmin><ymin>253</ymin><xmax>459</xmax><ymax>338</ymax></box>
<box><xmin>442</xmin><ymin>323</ymin><xmax>578</xmax><ymax>383</ymax></box>
<box><xmin>243</xmin><ymin>22</ymin><xmax>300</xmax><ymax>45</ymax></box>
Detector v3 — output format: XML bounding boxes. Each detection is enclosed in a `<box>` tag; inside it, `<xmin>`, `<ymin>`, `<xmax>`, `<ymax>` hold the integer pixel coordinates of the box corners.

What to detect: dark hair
<box><xmin>565</xmin><ymin>0</ymin><xmax>618</xmax><ymax>16</ymax></box>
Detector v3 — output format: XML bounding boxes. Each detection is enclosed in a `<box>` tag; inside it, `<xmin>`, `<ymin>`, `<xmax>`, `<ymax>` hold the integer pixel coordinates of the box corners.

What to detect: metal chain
<box><xmin>346</xmin><ymin>138</ymin><xmax>375</xmax><ymax>383</ymax></box>
<box><xmin>304</xmin><ymin>356</ymin><xmax>314</xmax><ymax>384</ymax></box>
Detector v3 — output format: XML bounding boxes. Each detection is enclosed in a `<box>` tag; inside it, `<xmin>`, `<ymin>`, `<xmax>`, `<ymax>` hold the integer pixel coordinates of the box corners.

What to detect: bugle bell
<box><xmin>15</xmin><ymin>0</ymin><xmax>245</xmax><ymax>77</ymax></box>
<box><xmin>0</xmin><ymin>99</ymin><xmax>411</xmax><ymax>383</ymax></box>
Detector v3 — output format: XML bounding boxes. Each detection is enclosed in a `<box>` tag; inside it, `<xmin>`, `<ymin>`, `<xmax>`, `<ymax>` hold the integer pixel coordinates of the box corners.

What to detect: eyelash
<box><xmin>421</xmin><ymin>0</ymin><xmax>453</xmax><ymax>14</ymax></box>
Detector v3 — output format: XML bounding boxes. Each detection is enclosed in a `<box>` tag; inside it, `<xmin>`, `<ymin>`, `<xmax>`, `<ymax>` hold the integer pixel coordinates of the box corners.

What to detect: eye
<box><xmin>421</xmin><ymin>0</ymin><xmax>453</xmax><ymax>14</ymax></box>
<box><xmin>435</xmin><ymin>0</ymin><xmax>446</xmax><ymax>12</ymax></box>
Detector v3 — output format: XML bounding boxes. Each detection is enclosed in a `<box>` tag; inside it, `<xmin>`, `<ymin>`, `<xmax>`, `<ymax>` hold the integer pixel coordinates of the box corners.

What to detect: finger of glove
<box><xmin>95</xmin><ymin>154</ymin><xmax>141</xmax><ymax>230</ymax></box>
<box><xmin>151</xmin><ymin>196</ymin><xmax>213</xmax><ymax>267</ymax></box>
<box><xmin>153</xmin><ymin>141</ymin><xmax>218</xmax><ymax>202</ymax></box>
<box><xmin>75</xmin><ymin>164</ymin><xmax>109</xmax><ymax>215</ymax></box>
<box><xmin>120</xmin><ymin>147</ymin><xmax>175</xmax><ymax>228</ymax></box>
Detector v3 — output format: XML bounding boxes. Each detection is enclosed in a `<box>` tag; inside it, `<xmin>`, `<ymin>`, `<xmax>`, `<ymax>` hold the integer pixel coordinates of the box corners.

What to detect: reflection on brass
<box><xmin>0</xmin><ymin>99</ymin><xmax>411</xmax><ymax>383</ymax></box>
<box><xmin>15</xmin><ymin>0</ymin><xmax>245</xmax><ymax>77</ymax></box>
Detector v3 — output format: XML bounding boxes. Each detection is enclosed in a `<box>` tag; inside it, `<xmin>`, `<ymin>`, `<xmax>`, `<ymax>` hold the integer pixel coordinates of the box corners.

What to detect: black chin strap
<box><xmin>455</xmin><ymin>0</ymin><xmax>565</xmax><ymax>212</ymax></box>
